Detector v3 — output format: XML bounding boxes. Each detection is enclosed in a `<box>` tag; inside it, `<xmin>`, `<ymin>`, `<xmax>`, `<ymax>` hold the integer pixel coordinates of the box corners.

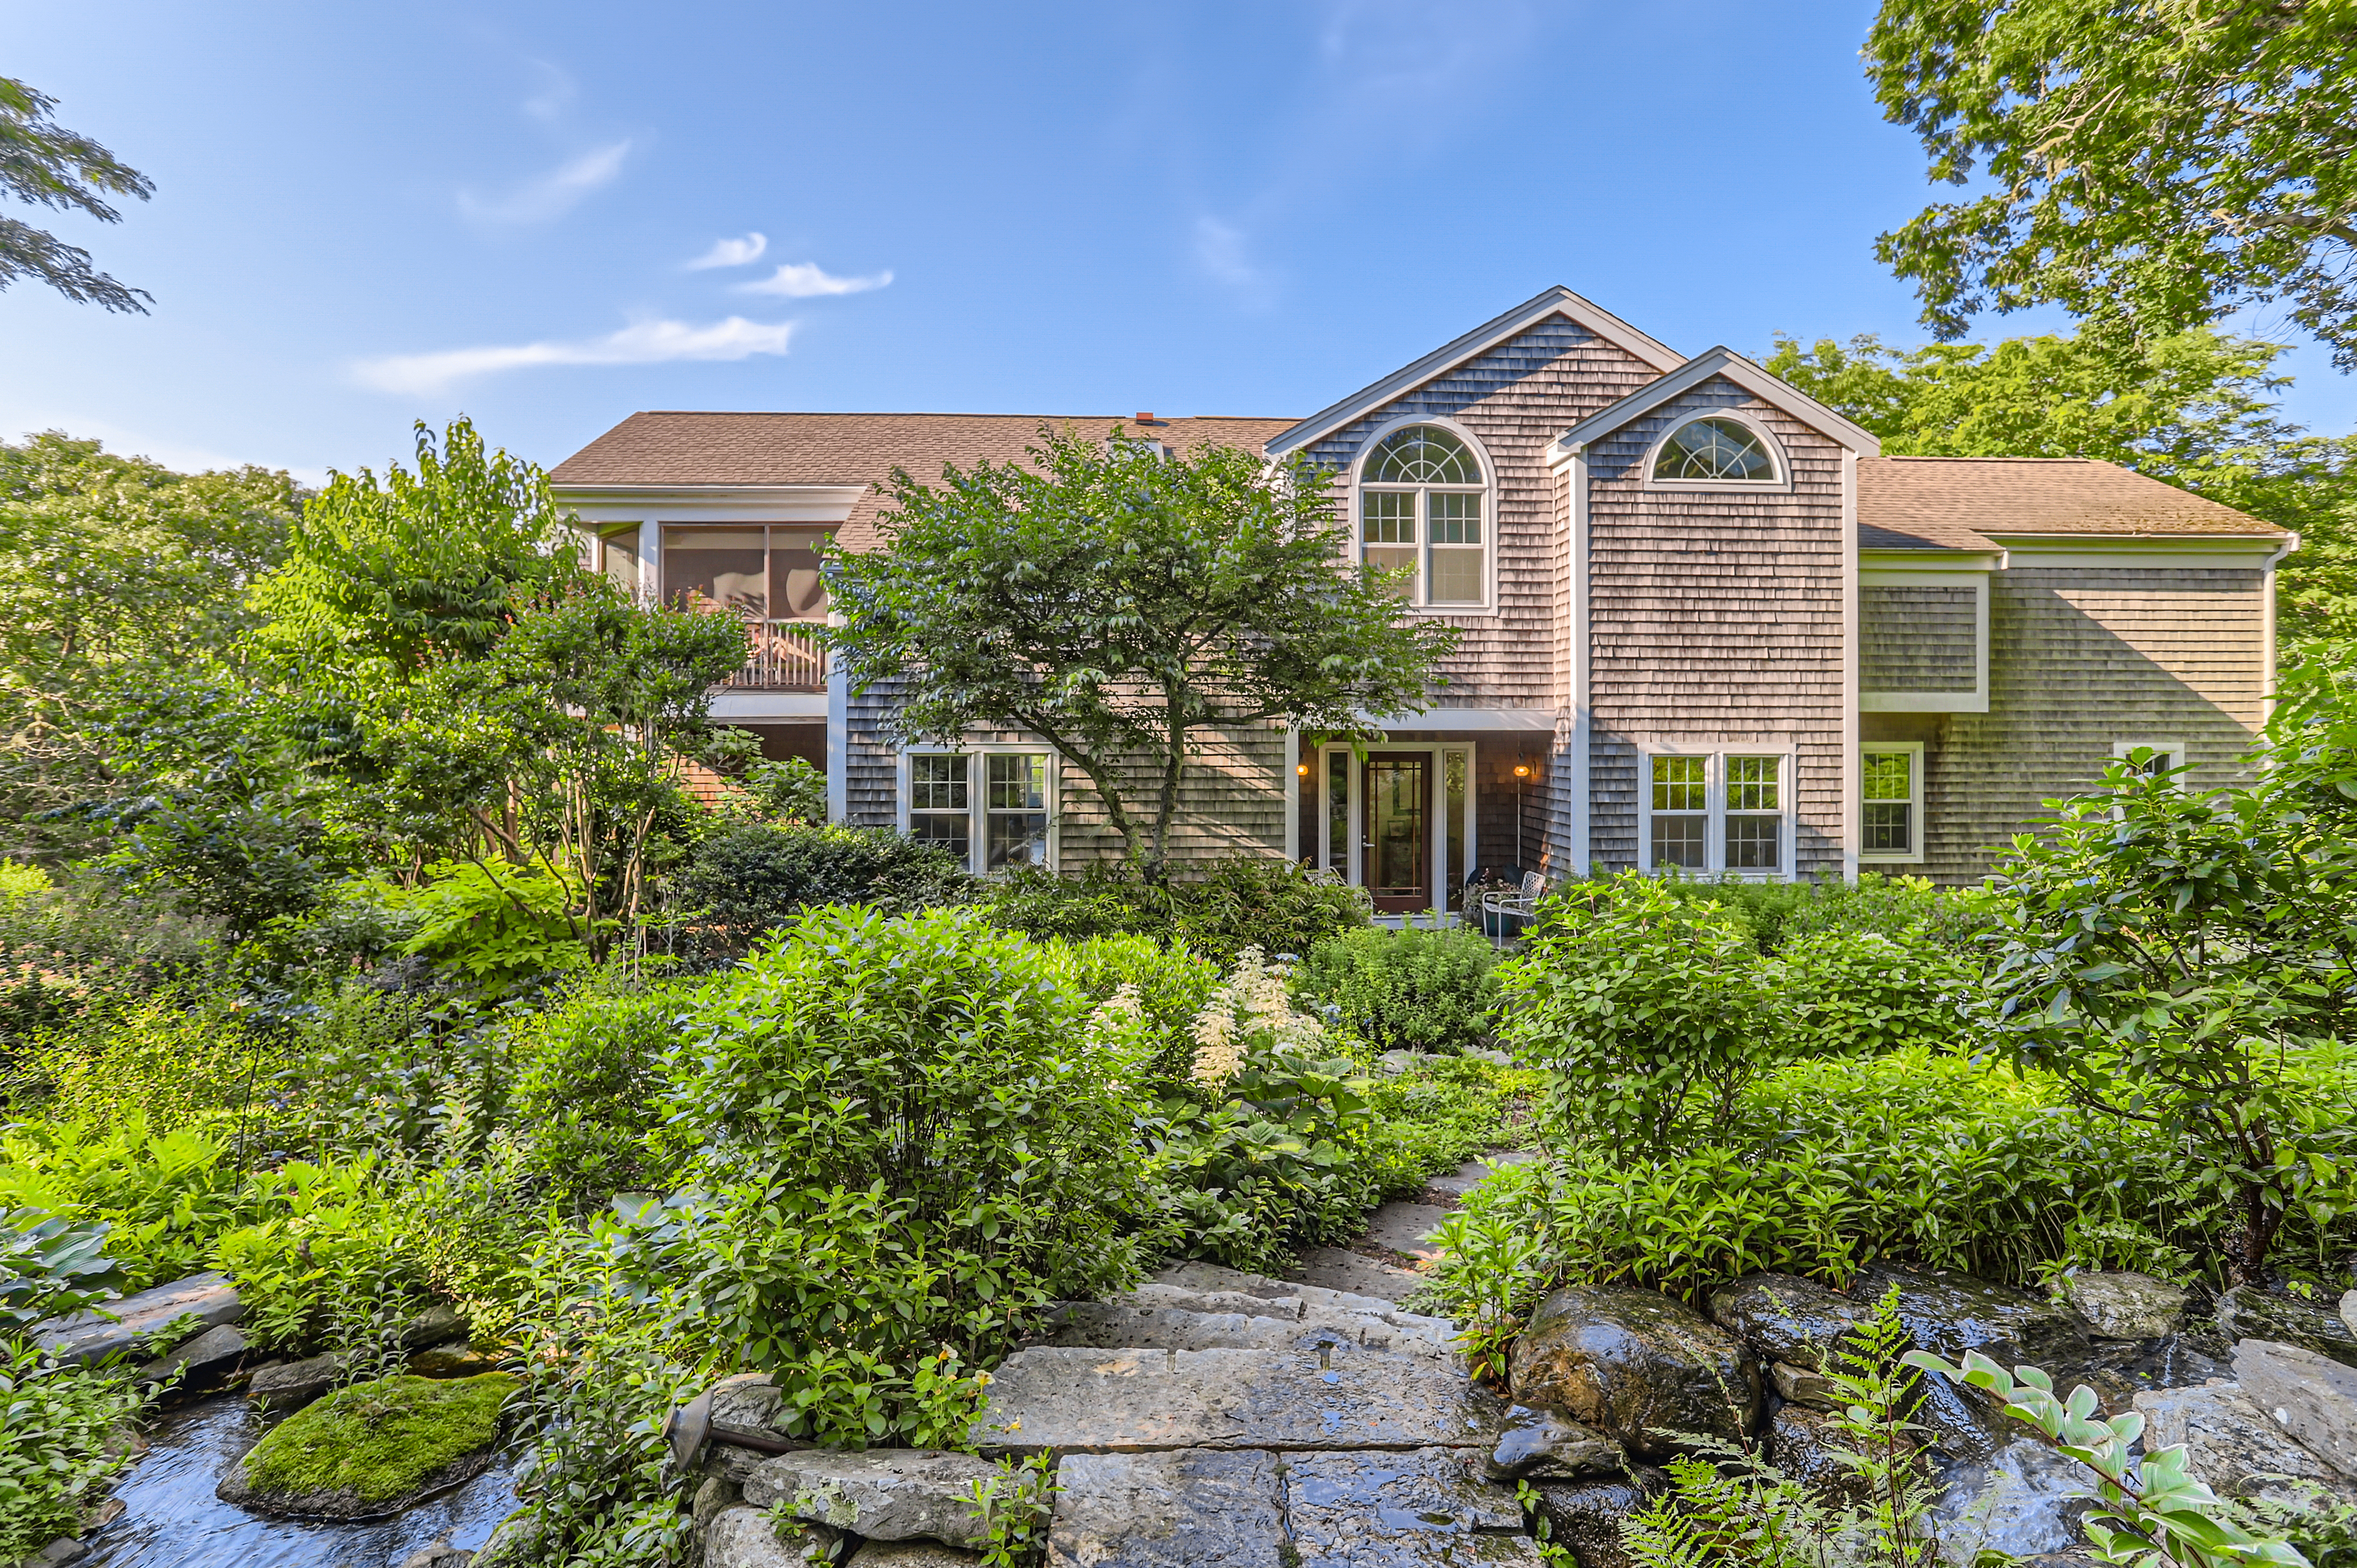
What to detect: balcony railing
<box><xmin>726</xmin><ymin>621</ymin><xmax>827</xmax><ymax>692</ymax></box>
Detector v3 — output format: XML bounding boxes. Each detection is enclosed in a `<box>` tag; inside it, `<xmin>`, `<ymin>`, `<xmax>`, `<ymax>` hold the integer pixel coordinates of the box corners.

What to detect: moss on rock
<box><xmin>217</xmin><ymin>1372</ymin><xmax>514</xmax><ymax>1518</ymax></box>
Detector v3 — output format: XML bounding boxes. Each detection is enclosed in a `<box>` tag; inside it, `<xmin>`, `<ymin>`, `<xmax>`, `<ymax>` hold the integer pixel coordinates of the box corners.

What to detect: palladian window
<box><xmin>1651</xmin><ymin>416</ymin><xmax>1779</xmax><ymax>483</ymax></box>
<box><xmin>1359</xmin><ymin>425</ymin><xmax>1487</xmax><ymax>607</ymax></box>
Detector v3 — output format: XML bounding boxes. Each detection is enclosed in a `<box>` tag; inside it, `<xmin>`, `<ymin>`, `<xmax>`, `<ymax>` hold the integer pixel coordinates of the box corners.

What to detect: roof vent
<box><xmin>1134</xmin><ymin>411</ymin><xmax>1158</xmax><ymax>425</ymax></box>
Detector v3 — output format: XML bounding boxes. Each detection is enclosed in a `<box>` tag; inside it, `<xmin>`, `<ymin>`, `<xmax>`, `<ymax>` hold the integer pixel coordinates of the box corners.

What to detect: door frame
<box><xmin>1315</xmin><ymin>741</ymin><xmax>1478</xmax><ymax>919</ymax></box>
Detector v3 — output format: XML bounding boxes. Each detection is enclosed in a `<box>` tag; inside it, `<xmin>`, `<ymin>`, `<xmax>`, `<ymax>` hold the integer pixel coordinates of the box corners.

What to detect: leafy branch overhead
<box><xmin>825</xmin><ymin>427</ymin><xmax>1458</xmax><ymax>876</ymax></box>
<box><xmin>1865</xmin><ymin>1</ymin><xmax>2357</xmax><ymax>364</ymax></box>
<box><xmin>0</xmin><ymin>76</ymin><xmax>153</xmax><ymax>313</ymax></box>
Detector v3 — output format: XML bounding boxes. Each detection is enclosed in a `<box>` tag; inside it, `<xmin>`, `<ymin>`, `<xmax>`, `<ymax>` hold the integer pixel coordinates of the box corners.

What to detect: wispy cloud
<box><xmin>686</xmin><ymin>233</ymin><xmax>768</xmax><ymax>270</ymax></box>
<box><xmin>519</xmin><ymin>60</ymin><xmax>575</xmax><ymax>124</ymax></box>
<box><xmin>350</xmin><ymin>317</ymin><xmax>794</xmax><ymax>395</ymax></box>
<box><xmin>458</xmin><ymin>140</ymin><xmax>631</xmax><ymax>224</ymax></box>
<box><xmin>736</xmin><ymin>261</ymin><xmax>893</xmax><ymax>298</ymax></box>
<box><xmin>1192</xmin><ymin>217</ymin><xmax>1262</xmax><ymax>292</ymax></box>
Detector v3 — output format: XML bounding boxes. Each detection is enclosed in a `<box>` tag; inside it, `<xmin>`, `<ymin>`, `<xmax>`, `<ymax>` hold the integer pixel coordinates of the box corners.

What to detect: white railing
<box><xmin>725</xmin><ymin>621</ymin><xmax>827</xmax><ymax>691</ymax></box>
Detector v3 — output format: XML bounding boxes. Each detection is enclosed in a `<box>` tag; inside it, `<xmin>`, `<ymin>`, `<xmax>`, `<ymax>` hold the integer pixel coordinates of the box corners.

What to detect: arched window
<box><xmin>1359</xmin><ymin>423</ymin><xmax>1488</xmax><ymax>607</ymax></box>
<box><xmin>1651</xmin><ymin>416</ymin><xmax>1779</xmax><ymax>483</ymax></box>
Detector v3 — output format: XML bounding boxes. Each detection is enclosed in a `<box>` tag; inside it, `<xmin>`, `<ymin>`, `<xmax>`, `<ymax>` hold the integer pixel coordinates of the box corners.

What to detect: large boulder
<box><xmin>1853</xmin><ymin>1263</ymin><xmax>2090</xmax><ymax>1373</ymax></box>
<box><xmin>217</xmin><ymin>1372</ymin><xmax>514</xmax><ymax>1519</ymax></box>
<box><xmin>2216</xmin><ymin>1287</ymin><xmax>2357</xmax><ymax>1369</ymax></box>
<box><xmin>247</xmin><ymin>1352</ymin><xmax>344</xmax><ymax>1413</ymax></box>
<box><xmin>2133</xmin><ymin>1382</ymin><xmax>2357</xmax><ymax>1505</ymax></box>
<box><xmin>705</xmin><ymin>1503</ymin><xmax>837</xmax><ymax>1567</ymax></box>
<box><xmin>2060</xmin><ymin>1272</ymin><xmax>2187</xmax><ymax>1341</ymax></box>
<box><xmin>1510</xmin><ymin>1285</ymin><xmax>1761</xmax><ymax>1460</ymax></box>
<box><xmin>33</xmin><ymin>1270</ymin><xmax>243</xmax><ymax>1366</ymax></box>
<box><xmin>2233</xmin><ymin>1339</ymin><xmax>2357</xmax><ymax>1479</ymax></box>
<box><xmin>1708</xmin><ymin>1273</ymin><xmax>1872</xmax><ymax>1370</ymax></box>
<box><xmin>1526</xmin><ymin>1470</ymin><xmax>1670</xmax><ymax>1568</ymax></box>
<box><xmin>744</xmin><ymin>1449</ymin><xmax>1001</xmax><ymax>1549</ymax></box>
<box><xmin>1767</xmin><ymin>1403</ymin><xmax>1922</xmax><ymax>1505</ymax></box>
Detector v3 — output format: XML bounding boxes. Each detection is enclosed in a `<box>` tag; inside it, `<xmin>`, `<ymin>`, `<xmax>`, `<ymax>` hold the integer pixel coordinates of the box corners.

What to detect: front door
<box><xmin>1362</xmin><ymin>754</ymin><xmax>1431</xmax><ymax>912</ymax></box>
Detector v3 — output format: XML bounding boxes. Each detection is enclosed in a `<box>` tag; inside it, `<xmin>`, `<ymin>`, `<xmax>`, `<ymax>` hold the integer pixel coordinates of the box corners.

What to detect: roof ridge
<box><xmin>1874</xmin><ymin>454</ymin><xmax>2096</xmax><ymax>464</ymax></box>
<box><xmin>626</xmin><ymin>410</ymin><xmax>1299</xmax><ymax>421</ymax></box>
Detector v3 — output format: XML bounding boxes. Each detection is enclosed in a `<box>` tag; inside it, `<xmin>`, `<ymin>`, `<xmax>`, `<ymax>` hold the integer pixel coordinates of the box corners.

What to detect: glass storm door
<box><xmin>1362</xmin><ymin>754</ymin><xmax>1431</xmax><ymax>912</ymax></box>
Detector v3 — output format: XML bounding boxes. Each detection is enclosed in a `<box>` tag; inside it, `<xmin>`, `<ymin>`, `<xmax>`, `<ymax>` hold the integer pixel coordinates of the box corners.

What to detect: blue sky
<box><xmin>8</xmin><ymin>0</ymin><xmax>2355</xmax><ymax>484</ymax></box>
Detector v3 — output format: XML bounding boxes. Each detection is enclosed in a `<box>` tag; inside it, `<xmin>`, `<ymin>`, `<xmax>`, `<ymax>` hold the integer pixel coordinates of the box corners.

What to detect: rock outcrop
<box><xmin>1510</xmin><ymin>1285</ymin><xmax>1761</xmax><ymax>1459</ymax></box>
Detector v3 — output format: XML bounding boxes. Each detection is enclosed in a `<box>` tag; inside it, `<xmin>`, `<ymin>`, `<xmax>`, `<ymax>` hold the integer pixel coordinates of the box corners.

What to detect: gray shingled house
<box><xmin>548</xmin><ymin>287</ymin><xmax>2293</xmax><ymax>904</ymax></box>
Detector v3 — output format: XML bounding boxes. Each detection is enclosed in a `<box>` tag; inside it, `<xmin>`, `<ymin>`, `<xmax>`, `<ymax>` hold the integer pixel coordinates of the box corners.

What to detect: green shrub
<box><xmin>640</xmin><ymin>905</ymin><xmax>1155</xmax><ymax>1443</ymax></box>
<box><xmin>1500</xmin><ymin>874</ymin><xmax>1778</xmax><ymax>1154</ymax></box>
<box><xmin>1773</xmin><ymin>927</ymin><xmax>1979</xmax><ymax>1055</ymax></box>
<box><xmin>0</xmin><ymin>1116</ymin><xmax>248</xmax><ymax>1292</ymax></box>
<box><xmin>663</xmin><ymin>822</ymin><xmax>971</xmax><ymax>958</ymax></box>
<box><xmin>509</xmin><ymin>965</ymin><xmax>692</xmax><ymax>1209</ymax></box>
<box><xmin>5</xmin><ymin>988</ymin><xmax>294</xmax><ymax>1139</ymax></box>
<box><xmin>0</xmin><ymin>1341</ymin><xmax>148</xmax><ymax>1561</ymax></box>
<box><xmin>1420</xmin><ymin>1046</ymin><xmax>2198</xmax><ymax>1318</ymax></box>
<box><xmin>378</xmin><ymin>859</ymin><xmax>586</xmax><ymax>995</ymax></box>
<box><xmin>1653</xmin><ymin>870</ymin><xmax>1994</xmax><ymax>954</ymax></box>
<box><xmin>272</xmin><ymin>984</ymin><xmax>492</xmax><ymax>1160</ymax></box>
<box><xmin>984</xmin><ymin>856</ymin><xmax>1370</xmax><ymax>968</ymax></box>
<box><xmin>1042</xmin><ymin>933</ymin><xmax>1220</xmax><ymax>1087</ymax></box>
<box><xmin>1297</xmin><ymin>924</ymin><xmax>1499</xmax><ymax>1054</ymax></box>
<box><xmin>738</xmin><ymin>756</ymin><xmax>827</xmax><ymax>823</ymax></box>
<box><xmin>0</xmin><ymin>862</ymin><xmax>212</xmax><ymax>1041</ymax></box>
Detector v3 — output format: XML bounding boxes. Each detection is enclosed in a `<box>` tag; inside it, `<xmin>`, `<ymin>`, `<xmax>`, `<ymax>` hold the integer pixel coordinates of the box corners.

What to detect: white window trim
<box><xmin>1639</xmin><ymin>408</ymin><xmax>1794</xmax><ymax>494</ymax></box>
<box><xmin>1859</xmin><ymin>742</ymin><xmax>1926</xmax><ymax>865</ymax></box>
<box><xmin>1858</xmin><ymin>570</ymin><xmax>1990</xmax><ymax>714</ymax></box>
<box><xmin>2112</xmin><ymin>739</ymin><xmax>2188</xmax><ymax>784</ymax></box>
<box><xmin>1315</xmin><ymin>742</ymin><xmax>1479</xmax><ymax>918</ymax></box>
<box><xmin>1635</xmin><ymin>747</ymin><xmax>1798</xmax><ymax>880</ymax></box>
<box><xmin>1347</xmin><ymin>414</ymin><xmax>1500</xmax><ymax>617</ymax></box>
<box><xmin>896</xmin><ymin>744</ymin><xmax>1061</xmax><ymax>874</ymax></box>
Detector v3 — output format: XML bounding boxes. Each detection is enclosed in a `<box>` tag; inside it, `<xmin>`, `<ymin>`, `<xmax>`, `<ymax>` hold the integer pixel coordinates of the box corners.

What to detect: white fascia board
<box><xmin>1265</xmin><ymin>286</ymin><xmax>1683</xmax><ymax>459</ymax></box>
<box><xmin>1547</xmin><ymin>347</ymin><xmax>1884</xmax><ymax>461</ymax></box>
<box><xmin>1990</xmin><ymin>532</ymin><xmax>2289</xmax><ymax>569</ymax></box>
<box><xmin>552</xmin><ymin>483</ymin><xmax>865</xmax><ymax>525</ymax></box>
<box><xmin>710</xmin><ymin>693</ymin><xmax>830</xmax><ymax>720</ymax></box>
<box><xmin>1860</xmin><ymin>549</ymin><xmax>2004</xmax><ymax>576</ymax></box>
<box><xmin>1356</xmin><ymin>706</ymin><xmax>1562</xmax><ymax>733</ymax></box>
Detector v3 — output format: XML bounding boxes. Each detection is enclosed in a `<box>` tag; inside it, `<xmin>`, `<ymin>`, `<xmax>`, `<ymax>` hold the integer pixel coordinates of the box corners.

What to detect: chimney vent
<box><xmin>1134</xmin><ymin>411</ymin><xmax>1156</xmax><ymax>424</ymax></box>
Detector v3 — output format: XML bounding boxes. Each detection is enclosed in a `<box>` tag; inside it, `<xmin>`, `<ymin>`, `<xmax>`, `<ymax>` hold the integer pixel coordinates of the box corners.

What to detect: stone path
<box><xmin>978</xmin><ymin>1153</ymin><xmax>1550</xmax><ymax>1567</ymax></box>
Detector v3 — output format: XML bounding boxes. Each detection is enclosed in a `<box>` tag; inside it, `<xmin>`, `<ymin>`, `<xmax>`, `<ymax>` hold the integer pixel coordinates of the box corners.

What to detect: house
<box><xmin>548</xmin><ymin>286</ymin><xmax>2294</xmax><ymax>903</ymax></box>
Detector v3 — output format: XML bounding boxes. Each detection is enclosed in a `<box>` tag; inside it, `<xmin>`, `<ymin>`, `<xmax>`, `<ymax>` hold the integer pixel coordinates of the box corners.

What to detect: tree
<box><xmin>1864</xmin><ymin>2</ymin><xmax>2357</xmax><ymax>365</ymax></box>
<box><xmin>1765</xmin><ymin>327</ymin><xmax>2357</xmax><ymax>651</ymax></box>
<box><xmin>1</xmin><ymin>77</ymin><xmax>152</xmax><ymax>312</ymax></box>
<box><xmin>826</xmin><ymin>428</ymin><xmax>1458</xmax><ymax>879</ymax></box>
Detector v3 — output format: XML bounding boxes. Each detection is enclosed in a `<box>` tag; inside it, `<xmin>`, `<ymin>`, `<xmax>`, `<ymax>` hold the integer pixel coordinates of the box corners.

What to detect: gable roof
<box><xmin>1264</xmin><ymin>286</ymin><xmax>1684</xmax><ymax>459</ymax></box>
<box><xmin>547</xmin><ymin>411</ymin><xmax>1297</xmax><ymax>549</ymax></box>
<box><xmin>1858</xmin><ymin>456</ymin><xmax>2288</xmax><ymax>551</ymax></box>
<box><xmin>1548</xmin><ymin>346</ymin><xmax>1882</xmax><ymax>459</ymax></box>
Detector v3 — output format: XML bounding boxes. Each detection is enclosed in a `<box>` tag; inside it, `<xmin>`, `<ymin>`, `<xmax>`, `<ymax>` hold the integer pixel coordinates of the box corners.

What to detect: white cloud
<box><xmin>458</xmin><ymin>140</ymin><xmax>631</xmax><ymax>224</ymax></box>
<box><xmin>686</xmin><ymin>233</ymin><xmax>768</xmax><ymax>270</ymax></box>
<box><xmin>350</xmin><ymin>317</ymin><xmax>796</xmax><ymax>396</ymax></box>
<box><xmin>1193</xmin><ymin>217</ymin><xmax>1260</xmax><ymax>290</ymax></box>
<box><xmin>736</xmin><ymin>261</ymin><xmax>894</xmax><ymax>298</ymax></box>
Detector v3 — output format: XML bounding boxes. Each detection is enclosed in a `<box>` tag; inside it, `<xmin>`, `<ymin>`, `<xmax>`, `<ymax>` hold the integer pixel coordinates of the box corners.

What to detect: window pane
<box><xmin>1727</xmin><ymin>756</ymin><xmax>1780</xmax><ymax>811</ymax></box>
<box><xmin>664</xmin><ymin>525</ymin><xmax>768</xmax><ymax>616</ymax></box>
<box><xmin>910</xmin><ymin>754</ymin><xmax>967</xmax><ymax>812</ymax></box>
<box><xmin>1650</xmin><ymin>814</ymin><xmax>1706</xmax><ymax>870</ymax></box>
<box><xmin>1327</xmin><ymin>753</ymin><xmax>1348</xmax><ymax>874</ymax></box>
<box><xmin>1361</xmin><ymin>490</ymin><xmax>1415</xmax><ymax>544</ymax></box>
<box><xmin>1652</xmin><ymin>417</ymin><xmax>1775</xmax><ymax>483</ymax></box>
<box><xmin>987</xmin><ymin>754</ymin><xmax>1046</xmax><ymax>811</ymax></box>
<box><xmin>1863</xmin><ymin>751</ymin><xmax>1913</xmax><ymax>802</ymax></box>
<box><xmin>911</xmin><ymin>812</ymin><xmax>970</xmax><ymax>862</ymax></box>
<box><xmin>1428</xmin><ymin>547</ymin><xmax>1482</xmax><ymax>604</ymax></box>
<box><xmin>598</xmin><ymin>528</ymin><xmax>640</xmax><ymax>593</ymax></box>
<box><xmin>1725</xmin><ymin>813</ymin><xmax>1780</xmax><ymax>869</ymax></box>
<box><xmin>1864</xmin><ymin>802</ymin><xmax>1913</xmax><ymax>853</ymax></box>
<box><xmin>1652</xmin><ymin>756</ymin><xmax>1706</xmax><ymax>812</ymax></box>
<box><xmin>1428</xmin><ymin>491</ymin><xmax>1482</xmax><ymax>544</ymax></box>
<box><xmin>1366</xmin><ymin>426</ymin><xmax>1479</xmax><ymax>486</ymax></box>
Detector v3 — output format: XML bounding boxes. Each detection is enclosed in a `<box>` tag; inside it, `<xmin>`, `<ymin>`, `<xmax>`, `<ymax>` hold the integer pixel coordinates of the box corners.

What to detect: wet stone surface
<box><xmin>1282</xmin><ymin>1447</ymin><xmax>1544</xmax><ymax>1567</ymax></box>
<box><xmin>1509</xmin><ymin>1285</ymin><xmax>1761</xmax><ymax>1460</ymax></box>
<box><xmin>2216</xmin><ymin>1286</ymin><xmax>2357</xmax><ymax>1369</ymax></box>
<box><xmin>1708</xmin><ymin>1273</ymin><xmax>1873</xmax><ymax>1371</ymax></box>
<box><xmin>1525</xmin><ymin>1471</ymin><xmax>1669</xmax><ymax>1568</ymax></box>
<box><xmin>1046</xmin><ymin>1448</ymin><xmax>1288</xmax><ymax>1568</ymax></box>
<box><xmin>1854</xmin><ymin>1263</ymin><xmax>2090</xmax><ymax>1375</ymax></box>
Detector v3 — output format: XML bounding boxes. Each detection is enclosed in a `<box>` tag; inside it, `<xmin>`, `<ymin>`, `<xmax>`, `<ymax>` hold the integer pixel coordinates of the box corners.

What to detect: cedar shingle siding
<box><xmin>549</xmin><ymin>288</ymin><xmax>2288</xmax><ymax>897</ymax></box>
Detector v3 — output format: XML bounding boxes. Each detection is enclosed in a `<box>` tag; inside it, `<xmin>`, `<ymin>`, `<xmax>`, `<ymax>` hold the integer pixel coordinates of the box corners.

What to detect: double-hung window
<box><xmin>905</xmin><ymin>751</ymin><xmax>1053</xmax><ymax>873</ymax></box>
<box><xmin>1357</xmin><ymin>424</ymin><xmax>1488</xmax><ymax>609</ymax></box>
<box><xmin>1860</xmin><ymin>743</ymin><xmax>1923</xmax><ymax>863</ymax></box>
<box><xmin>1643</xmin><ymin>751</ymin><xmax>1791</xmax><ymax>877</ymax></box>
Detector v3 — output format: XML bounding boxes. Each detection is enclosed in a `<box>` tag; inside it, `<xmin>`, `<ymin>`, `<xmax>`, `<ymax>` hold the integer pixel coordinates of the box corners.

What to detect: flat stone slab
<box><xmin>1284</xmin><ymin>1447</ymin><xmax>1544</xmax><ymax>1566</ymax></box>
<box><xmin>138</xmin><ymin>1322</ymin><xmax>247</xmax><ymax>1386</ymax></box>
<box><xmin>1045</xmin><ymin>1303</ymin><xmax>1457</xmax><ymax>1362</ymax></box>
<box><xmin>744</xmin><ymin>1449</ymin><xmax>998</xmax><ymax>1548</ymax></box>
<box><xmin>974</xmin><ymin>1348</ymin><xmax>1506</xmax><ymax>1455</ymax></box>
<box><xmin>1288</xmin><ymin>1249</ymin><xmax>1424</xmax><ymax>1303</ymax></box>
<box><xmin>2134</xmin><ymin>1382</ymin><xmax>2357</xmax><ymax>1505</ymax></box>
<box><xmin>1047</xmin><ymin>1448</ymin><xmax>1287</xmax><ymax>1567</ymax></box>
<box><xmin>706</xmin><ymin>1502</ymin><xmax>837</xmax><ymax>1566</ymax></box>
<box><xmin>2235</xmin><ymin>1339</ymin><xmax>2357</xmax><ymax>1479</ymax></box>
<box><xmin>845</xmin><ymin>1542</ymin><xmax>977</xmax><ymax>1567</ymax></box>
<box><xmin>35</xmin><ymin>1271</ymin><xmax>242</xmax><ymax>1366</ymax></box>
<box><xmin>1424</xmin><ymin>1154</ymin><xmax>1540</xmax><ymax>1201</ymax></box>
<box><xmin>1363</xmin><ymin>1204</ymin><xmax>1455</xmax><ymax>1262</ymax></box>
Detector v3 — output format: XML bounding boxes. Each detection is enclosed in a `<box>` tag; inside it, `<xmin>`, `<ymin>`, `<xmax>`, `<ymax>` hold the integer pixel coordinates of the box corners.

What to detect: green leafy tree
<box><xmin>826</xmin><ymin>429</ymin><xmax>1458</xmax><ymax>880</ymax></box>
<box><xmin>1764</xmin><ymin>328</ymin><xmax>2357</xmax><ymax>651</ymax></box>
<box><xmin>1864</xmin><ymin>1</ymin><xmax>2357</xmax><ymax>367</ymax></box>
<box><xmin>1982</xmin><ymin>708</ymin><xmax>2357</xmax><ymax>1283</ymax></box>
<box><xmin>0</xmin><ymin>77</ymin><xmax>152</xmax><ymax>312</ymax></box>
